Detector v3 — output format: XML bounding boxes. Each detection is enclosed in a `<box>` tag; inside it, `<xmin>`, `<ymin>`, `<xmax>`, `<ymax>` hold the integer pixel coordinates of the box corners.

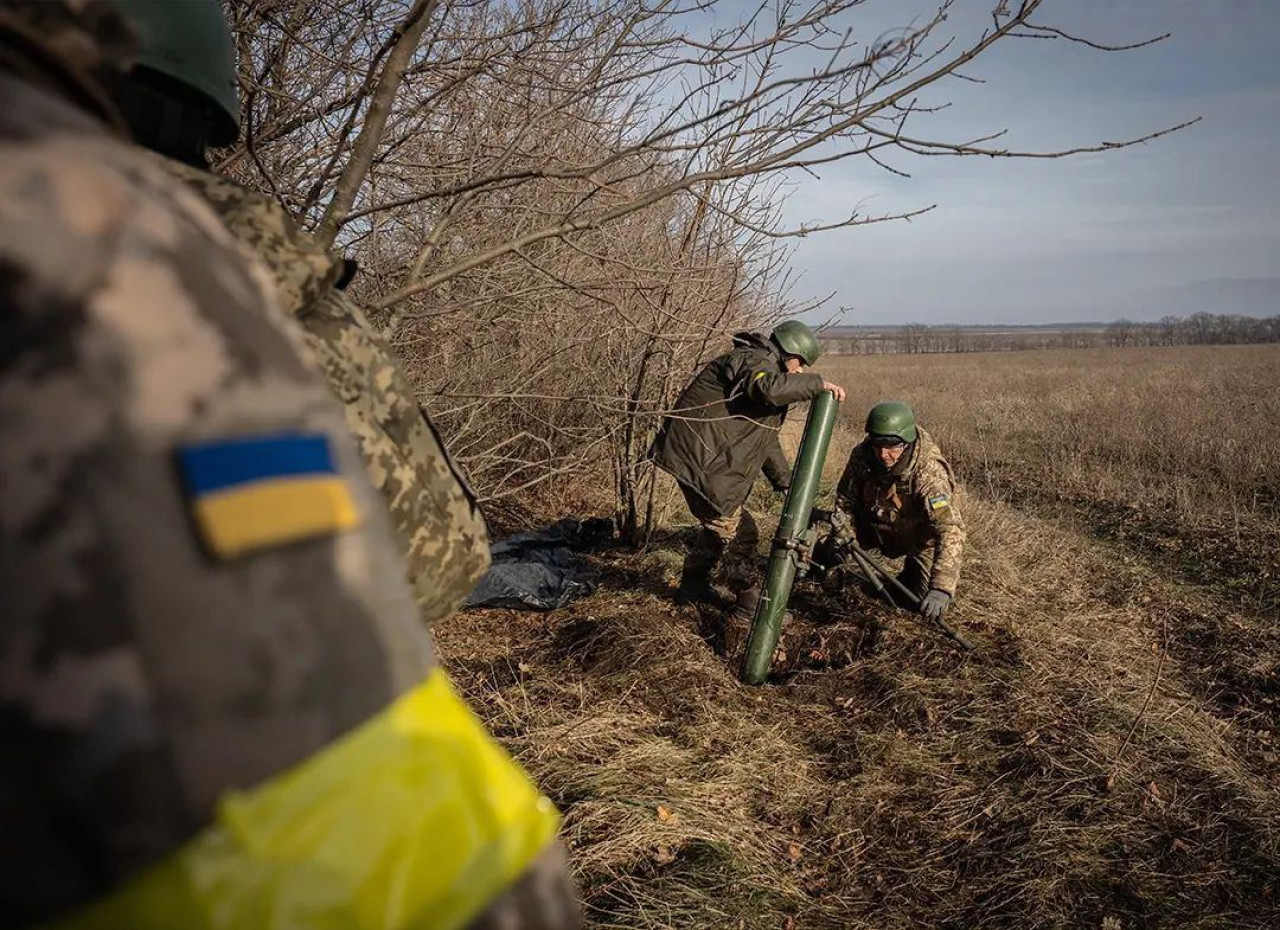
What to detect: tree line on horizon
<box><xmin>830</xmin><ymin>313</ymin><xmax>1280</xmax><ymax>355</ymax></box>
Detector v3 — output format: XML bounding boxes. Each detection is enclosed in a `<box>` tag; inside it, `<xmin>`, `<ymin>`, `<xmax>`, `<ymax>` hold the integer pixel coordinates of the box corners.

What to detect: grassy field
<box><xmin>821</xmin><ymin>345</ymin><xmax>1280</xmax><ymax>613</ymax></box>
<box><xmin>438</xmin><ymin>344</ymin><xmax>1280</xmax><ymax>929</ymax></box>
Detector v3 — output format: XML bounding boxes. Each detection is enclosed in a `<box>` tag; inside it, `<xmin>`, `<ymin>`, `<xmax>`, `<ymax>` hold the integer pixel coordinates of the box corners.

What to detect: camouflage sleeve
<box><xmin>834</xmin><ymin>444</ymin><xmax>865</xmax><ymax>517</ymax></box>
<box><xmin>295</xmin><ymin>288</ymin><xmax>491</xmax><ymax>625</ymax></box>
<box><xmin>916</xmin><ymin>458</ymin><xmax>965</xmax><ymax>595</ymax></box>
<box><xmin>163</xmin><ymin>161</ymin><xmax>492</xmax><ymax>625</ymax></box>
<box><xmin>0</xmin><ymin>89</ymin><xmax>434</xmax><ymax>921</ymax></box>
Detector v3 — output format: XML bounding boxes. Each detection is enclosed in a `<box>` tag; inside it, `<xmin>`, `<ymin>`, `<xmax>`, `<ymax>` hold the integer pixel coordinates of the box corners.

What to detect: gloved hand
<box><xmin>919</xmin><ymin>589</ymin><xmax>952</xmax><ymax>622</ymax></box>
<box><xmin>771</xmin><ymin>476</ymin><xmax>791</xmax><ymax>494</ymax></box>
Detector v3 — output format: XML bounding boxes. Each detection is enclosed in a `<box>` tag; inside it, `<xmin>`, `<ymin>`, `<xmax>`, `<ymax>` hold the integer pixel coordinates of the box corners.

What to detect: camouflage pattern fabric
<box><xmin>834</xmin><ymin>427</ymin><xmax>966</xmax><ymax>595</ymax></box>
<box><xmin>0</xmin><ymin>61</ymin><xmax>434</xmax><ymax>926</ymax></box>
<box><xmin>163</xmin><ymin>161</ymin><xmax>490</xmax><ymax>624</ymax></box>
<box><xmin>680</xmin><ymin>483</ymin><xmax>761</xmax><ymax>593</ymax></box>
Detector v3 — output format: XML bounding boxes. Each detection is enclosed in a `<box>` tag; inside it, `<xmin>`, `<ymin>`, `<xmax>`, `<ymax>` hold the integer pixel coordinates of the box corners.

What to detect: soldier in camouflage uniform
<box><xmin>105</xmin><ymin>0</ymin><xmax>488</xmax><ymax>624</ymax></box>
<box><xmin>0</xmin><ymin>3</ymin><xmax>578</xmax><ymax>928</ymax></box>
<box><xmin>831</xmin><ymin>401</ymin><xmax>966</xmax><ymax>623</ymax></box>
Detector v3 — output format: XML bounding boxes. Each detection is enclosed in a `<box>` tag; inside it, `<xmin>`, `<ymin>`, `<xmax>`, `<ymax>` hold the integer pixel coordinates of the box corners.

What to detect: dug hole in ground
<box><xmin>437</xmin><ymin>345</ymin><xmax>1279</xmax><ymax>930</ymax></box>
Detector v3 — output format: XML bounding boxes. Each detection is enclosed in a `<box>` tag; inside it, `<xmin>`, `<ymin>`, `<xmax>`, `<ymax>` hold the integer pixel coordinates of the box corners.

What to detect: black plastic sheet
<box><xmin>462</xmin><ymin>517</ymin><xmax>613</xmax><ymax>611</ymax></box>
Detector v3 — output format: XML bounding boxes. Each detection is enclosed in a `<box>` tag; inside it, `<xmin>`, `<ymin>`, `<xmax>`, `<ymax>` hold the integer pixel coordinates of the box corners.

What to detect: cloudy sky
<box><xmin>727</xmin><ymin>0</ymin><xmax>1280</xmax><ymax>325</ymax></box>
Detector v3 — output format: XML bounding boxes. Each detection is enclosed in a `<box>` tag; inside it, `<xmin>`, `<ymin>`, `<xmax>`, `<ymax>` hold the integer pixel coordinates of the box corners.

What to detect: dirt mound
<box><xmin>437</xmin><ymin>499</ymin><xmax>1279</xmax><ymax>929</ymax></box>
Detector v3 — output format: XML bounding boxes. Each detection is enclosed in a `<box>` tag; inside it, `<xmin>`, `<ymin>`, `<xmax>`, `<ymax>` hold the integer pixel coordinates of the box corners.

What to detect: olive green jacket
<box><xmin>651</xmin><ymin>332</ymin><xmax>825</xmax><ymax>515</ymax></box>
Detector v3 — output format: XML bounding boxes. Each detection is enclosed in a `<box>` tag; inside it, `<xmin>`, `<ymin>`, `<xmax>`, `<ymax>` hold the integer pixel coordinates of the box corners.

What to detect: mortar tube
<box><xmin>740</xmin><ymin>390</ymin><xmax>840</xmax><ymax>685</ymax></box>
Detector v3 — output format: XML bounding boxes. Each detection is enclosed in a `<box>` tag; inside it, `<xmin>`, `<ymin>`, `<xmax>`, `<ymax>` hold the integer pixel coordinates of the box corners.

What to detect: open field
<box><xmin>821</xmin><ymin>345</ymin><xmax>1280</xmax><ymax>614</ymax></box>
<box><xmin>438</xmin><ymin>344</ymin><xmax>1280</xmax><ymax>929</ymax></box>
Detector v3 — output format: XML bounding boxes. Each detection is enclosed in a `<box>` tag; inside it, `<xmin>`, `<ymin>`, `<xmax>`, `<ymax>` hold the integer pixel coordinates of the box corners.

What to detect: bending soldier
<box><xmin>651</xmin><ymin>321</ymin><xmax>846</xmax><ymax>611</ymax></box>
<box><xmin>829</xmin><ymin>402</ymin><xmax>966</xmax><ymax>623</ymax></box>
<box><xmin>0</xmin><ymin>3</ymin><xmax>578</xmax><ymax>928</ymax></box>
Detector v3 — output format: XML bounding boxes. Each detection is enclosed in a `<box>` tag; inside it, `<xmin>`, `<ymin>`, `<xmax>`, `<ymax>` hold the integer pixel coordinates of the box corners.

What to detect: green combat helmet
<box><xmin>108</xmin><ymin>0</ymin><xmax>240</xmax><ymax>145</ymax></box>
<box><xmin>866</xmin><ymin>401</ymin><xmax>918</xmax><ymax>443</ymax></box>
<box><xmin>771</xmin><ymin>320</ymin><xmax>821</xmax><ymax>365</ymax></box>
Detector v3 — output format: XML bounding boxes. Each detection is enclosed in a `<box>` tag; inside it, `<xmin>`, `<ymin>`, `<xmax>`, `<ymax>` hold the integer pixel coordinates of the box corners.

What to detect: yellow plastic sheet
<box><xmin>50</xmin><ymin>671</ymin><xmax>560</xmax><ymax>930</ymax></box>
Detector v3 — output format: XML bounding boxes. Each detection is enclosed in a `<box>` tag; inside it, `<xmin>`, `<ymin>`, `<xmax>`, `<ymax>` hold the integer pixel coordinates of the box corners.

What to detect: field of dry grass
<box><xmin>438</xmin><ymin>344</ymin><xmax>1280</xmax><ymax>929</ymax></box>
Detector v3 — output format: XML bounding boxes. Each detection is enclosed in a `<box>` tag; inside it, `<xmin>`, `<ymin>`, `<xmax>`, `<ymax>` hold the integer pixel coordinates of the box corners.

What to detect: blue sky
<box><xmin>719</xmin><ymin>0</ymin><xmax>1280</xmax><ymax>324</ymax></box>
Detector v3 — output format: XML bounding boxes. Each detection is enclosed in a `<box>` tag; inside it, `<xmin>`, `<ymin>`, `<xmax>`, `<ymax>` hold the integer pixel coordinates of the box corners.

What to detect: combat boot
<box><xmin>730</xmin><ymin>586</ymin><xmax>760</xmax><ymax>620</ymax></box>
<box><xmin>675</xmin><ymin>564</ymin><xmax>729</xmax><ymax>607</ymax></box>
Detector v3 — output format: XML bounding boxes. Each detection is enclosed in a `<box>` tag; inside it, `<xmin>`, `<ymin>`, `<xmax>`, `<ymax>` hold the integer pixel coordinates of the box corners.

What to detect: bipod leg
<box><xmin>847</xmin><ymin>546</ymin><xmax>898</xmax><ymax>610</ymax></box>
<box><xmin>846</xmin><ymin>544</ymin><xmax>974</xmax><ymax>653</ymax></box>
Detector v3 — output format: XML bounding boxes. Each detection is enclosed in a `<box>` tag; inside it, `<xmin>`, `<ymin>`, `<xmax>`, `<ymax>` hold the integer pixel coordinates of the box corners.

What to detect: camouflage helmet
<box><xmin>770</xmin><ymin>320</ymin><xmax>821</xmax><ymax>366</ymax></box>
<box><xmin>865</xmin><ymin>401</ymin><xmax>918</xmax><ymax>444</ymax></box>
<box><xmin>108</xmin><ymin>0</ymin><xmax>239</xmax><ymax>145</ymax></box>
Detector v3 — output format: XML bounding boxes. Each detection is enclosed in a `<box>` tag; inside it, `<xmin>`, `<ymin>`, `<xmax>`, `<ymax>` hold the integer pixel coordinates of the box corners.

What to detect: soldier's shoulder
<box><xmin>911</xmin><ymin>432</ymin><xmax>956</xmax><ymax>490</ymax></box>
<box><xmin>838</xmin><ymin>442</ymin><xmax>873</xmax><ymax>490</ymax></box>
<box><xmin>162</xmin><ymin>157</ymin><xmax>340</xmax><ymax>315</ymax></box>
<box><xmin>845</xmin><ymin>440</ymin><xmax>873</xmax><ymax>470</ymax></box>
<box><xmin>0</xmin><ymin>96</ymin><xmax>316</xmax><ymax>415</ymax></box>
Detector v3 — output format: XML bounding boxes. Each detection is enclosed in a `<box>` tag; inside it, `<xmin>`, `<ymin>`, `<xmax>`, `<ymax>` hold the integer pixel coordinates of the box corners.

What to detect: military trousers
<box><xmin>679</xmin><ymin>484</ymin><xmax>760</xmax><ymax>593</ymax></box>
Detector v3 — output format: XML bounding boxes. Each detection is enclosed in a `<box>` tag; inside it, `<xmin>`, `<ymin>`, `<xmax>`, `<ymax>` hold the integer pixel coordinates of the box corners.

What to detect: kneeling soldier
<box><xmin>831</xmin><ymin>402</ymin><xmax>965</xmax><ymax>623</ymax></box>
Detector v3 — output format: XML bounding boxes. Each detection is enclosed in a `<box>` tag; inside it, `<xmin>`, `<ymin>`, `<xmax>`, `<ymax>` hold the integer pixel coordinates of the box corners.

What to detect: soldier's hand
<box><xmin>919</xmin><ymin>589</ymin><xmax>952</xmax><ymax>622</ymax></box>
<box><xmin>829</xmin><ymin>508</ymin><xmax>855</xmax><ymax>544</ymax></box>
<box><xmin>822</xmin><ymin>381</ymin><xmax>847</xmax><ymax>403</ymax></box>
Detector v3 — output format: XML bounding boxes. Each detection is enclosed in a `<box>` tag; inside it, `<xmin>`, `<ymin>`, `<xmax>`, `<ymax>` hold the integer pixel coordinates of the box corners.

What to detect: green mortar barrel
<box><xmin>740</xmin><ymin>390</ymin><xmax>840</xmax><ymax>684</ymax></box>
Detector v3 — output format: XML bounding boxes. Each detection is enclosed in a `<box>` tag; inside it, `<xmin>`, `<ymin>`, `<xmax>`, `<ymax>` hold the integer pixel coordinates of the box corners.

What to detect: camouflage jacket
<box><xmin>0</xmin><ymin>57</ymin><xmax>435</xmax><ymax>924</ymax></box>
<box><xmin>835</xmin><ymin>428</ymin><xmax>966</xmax><ymax>594</ymax></box>
<box><xmin>163</xmin><ymin>162</ymin><xmax>489</xmax><ymax>625</ymax></box>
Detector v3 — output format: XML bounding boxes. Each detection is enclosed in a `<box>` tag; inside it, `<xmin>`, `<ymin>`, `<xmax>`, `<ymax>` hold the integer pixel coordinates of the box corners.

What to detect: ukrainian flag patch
<box><xmin>177</xmin><ymin>432</ymin><xmax>359</xmax><ymax>560</ymax></box>
<box><xmin>928</xmin><ymin>493</ymin><xmax>951</xmax><ymax>511</ymax></box>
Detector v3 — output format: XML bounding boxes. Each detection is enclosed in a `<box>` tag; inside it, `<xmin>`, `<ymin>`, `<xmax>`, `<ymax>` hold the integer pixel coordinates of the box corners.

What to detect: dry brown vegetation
<box><xmin>822</xmin><ymin>345</ymin><xmax>1280</xmax><ymax>615</ymax></box>
<box><xmin>438</xmin><ymin>344</ymin><xmax>1280</xmax><ymax>929</ymax></box>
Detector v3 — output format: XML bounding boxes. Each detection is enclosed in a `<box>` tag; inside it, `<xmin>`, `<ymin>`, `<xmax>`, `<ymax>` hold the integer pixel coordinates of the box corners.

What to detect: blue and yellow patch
<box><xmin>177</xmin><ymin>432</ymin><xmax>359</xmax><ymax>560</ymax></box>
<box><xmin>928</xmin><ymin>493</ymin><xmax>951</xmax><ymax>511</ymax></box>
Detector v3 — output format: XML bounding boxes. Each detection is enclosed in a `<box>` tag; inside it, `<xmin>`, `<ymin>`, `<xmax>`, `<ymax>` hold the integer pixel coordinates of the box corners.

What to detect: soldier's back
<box><xmin>162</xmin><ymin>161</ymin><xmax>491</xmax><ymax>623</ymax></box>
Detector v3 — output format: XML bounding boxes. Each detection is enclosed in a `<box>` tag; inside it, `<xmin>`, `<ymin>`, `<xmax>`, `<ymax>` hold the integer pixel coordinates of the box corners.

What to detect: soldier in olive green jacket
<box><xmin>651</xmin><ymin>322</ymin><xmax>845</xmax><ymax>604</ymax></box>
<box><xmin>831</xmin><ymin>402</ymin><xmax>966</xmax><ymax>624</ymax></box>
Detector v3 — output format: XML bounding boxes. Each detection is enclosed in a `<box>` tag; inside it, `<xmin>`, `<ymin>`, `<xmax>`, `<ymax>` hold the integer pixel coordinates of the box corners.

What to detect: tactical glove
<box><xmin>919</xmin><ymin>589</ymin><xmax>952</xmax><ymax>622</ymax></box>
<box><xmin>771</xmin><ymin>476</ymin><xmax>791</xmax><ymax>494</ymax></box>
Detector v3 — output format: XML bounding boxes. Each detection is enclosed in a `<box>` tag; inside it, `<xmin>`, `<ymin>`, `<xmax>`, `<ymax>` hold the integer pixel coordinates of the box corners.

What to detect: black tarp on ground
<box><xmin>462</xmin><ymin>517</ymin><xmax>613</xmax><ymax>611</ymax></box>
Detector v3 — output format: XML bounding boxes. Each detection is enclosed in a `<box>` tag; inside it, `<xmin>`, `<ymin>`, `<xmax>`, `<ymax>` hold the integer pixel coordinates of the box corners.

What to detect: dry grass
<box><xmin>821</xmin><ymin>345</ymin><xmax>1280</xmax><ymax>613</ymax></box>
<box><xmin>438</xmin><ymin>345</ymin><xmax>1280</xmax><ymax>929</ymax></box>
<box><xmin>821</xmin><ymin>345</ymin><xmax>1280</xmax><ymax>514</ymax></box>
